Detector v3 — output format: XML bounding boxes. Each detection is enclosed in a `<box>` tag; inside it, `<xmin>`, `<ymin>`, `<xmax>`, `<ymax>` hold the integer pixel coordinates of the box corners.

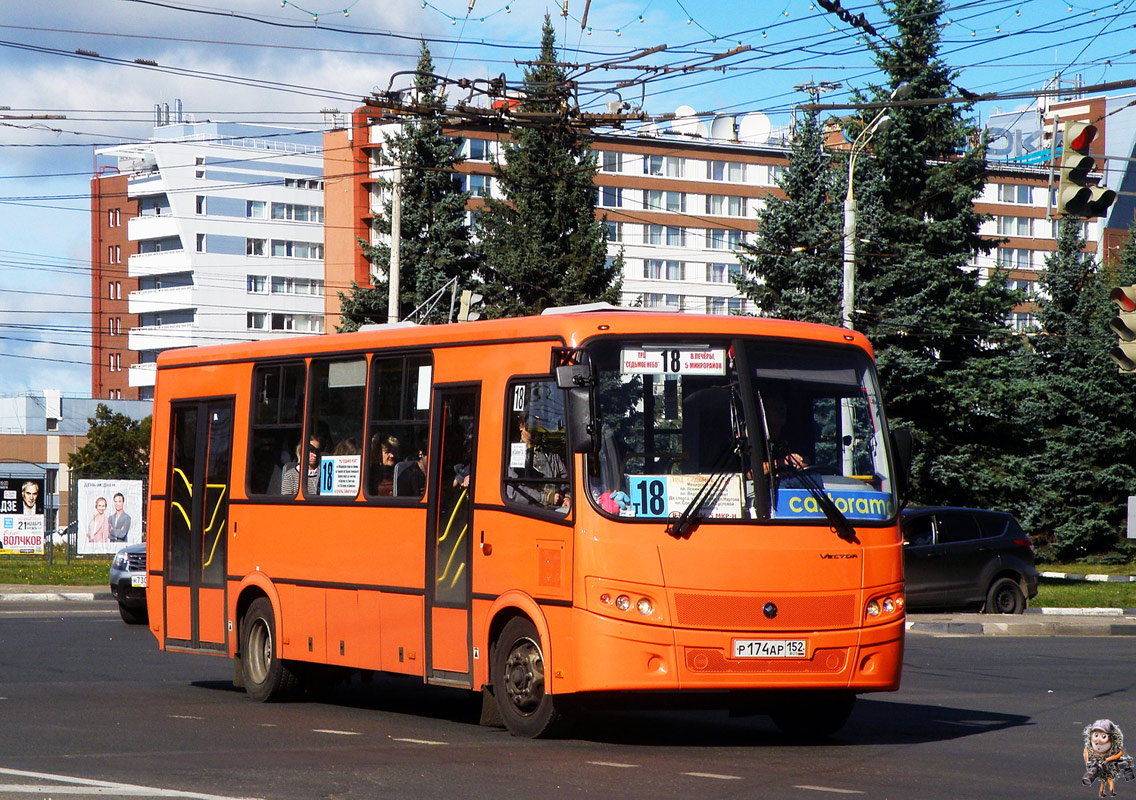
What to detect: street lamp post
<box><xmin>841</xmin><ymin>83</ymin><xmax>911</xmax><ymax>330</ymax></box>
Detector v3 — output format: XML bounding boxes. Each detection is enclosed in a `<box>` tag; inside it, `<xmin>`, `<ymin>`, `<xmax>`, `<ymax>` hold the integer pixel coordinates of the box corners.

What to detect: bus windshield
<box><xmin>586</xmin><ymin>337</ymin><xmax>897</xmax><ymax>526</ymax></box>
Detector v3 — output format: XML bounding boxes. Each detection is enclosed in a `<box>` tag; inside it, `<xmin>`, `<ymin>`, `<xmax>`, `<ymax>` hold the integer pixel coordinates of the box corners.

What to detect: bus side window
<box><xmin>365</xmin><ymin>354</ymin><xmax>433</xmax><ymax>500</ymax></box>
<box><xmin>305</xmin><ymin>357</ymin><xmax>367</xmax><ymax>499</ymax></box>
<box><xmin>502</xmin><ymin>378</ymin><xmax>571</xmax><ymax>513</ymax></box>
<box><xmin>248</xmin><ymin>361</ymin><xmax>306</xmax><ymax>496</ymax></box>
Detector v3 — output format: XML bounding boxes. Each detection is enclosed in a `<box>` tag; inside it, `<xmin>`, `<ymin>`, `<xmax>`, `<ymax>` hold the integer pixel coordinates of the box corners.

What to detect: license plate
<box><xmin>131</xmin><ymin>574</ymin><xmax>148</xmax><ymax>588</ymax></box>
<box><xmin>732</xmin><ymin>639</ymin><xmax>807</xmax><ymax>659</ymax></box>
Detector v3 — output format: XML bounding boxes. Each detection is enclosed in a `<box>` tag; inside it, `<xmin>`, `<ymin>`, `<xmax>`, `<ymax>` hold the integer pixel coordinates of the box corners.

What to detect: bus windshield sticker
<box><xmin>620</xmin><ymin>348</ymin><xmax>727</xmax><ymax>376</ymax></box>
<box><xmin>775</xmin><ymin>489</ymin><xmax>892</xmax><ymax>521</ymax></box>
<box><xmin>319</xmin><ymin>455</ymin><xmax>362</xmax><ymax>496</ymax></box>
<box><xmin>625</xmin><ymin>474</ymin><xmax>743</xmax><ymax>519</ymax></box>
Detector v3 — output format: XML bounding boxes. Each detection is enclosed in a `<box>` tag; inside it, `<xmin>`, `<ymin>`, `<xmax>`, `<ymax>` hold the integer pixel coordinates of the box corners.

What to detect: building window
<box><xmin>998</xmin><ymin>184</ymin><xmax>1034</xmax><ymax>204</ymax></box>
<box><xmin>247</xmin><ymin>200</ymin><xmax>266</xmax><ymax>219</ymax></box>
<box><xmin>270</xmin><ymin>239</ymin><xmax>324</xmax><ymax>259</ymax></box>
<box><xmin>247</xmin><ymin>312</ymin><xmax>267</xmax><ymax>330</ymax></box>
<box><xmin>194</xmin><ymin>156</ymin><xmax>205</xmax><ymax>179</ymax></box>
<box><xmin>108</xmin><ymin>209</ymin><xmax>115</xmax><ymax>227</ymax></box>
<box><xmin>196</xmin><ymin>195</ymin><xmax>205</xmax><ymax>215</ymax></box>
<box><xmin>599</xmin><ymin>186</ymin><xmax>623</xmax><ymax>208</ymax></box>
<box><xmin>644</xmin><ymin>259</ymin><xmax>663</xmax><ymax>280</ymax></box>
<box><xmin>706</xmin><ymin>194</ymin><xmax>745</xmax><ymax>217</ymax></box>
<box><xmin>647</xmin><ymin>189</ymin><xmax>686</xmax><ymax>213</ymax></box>
<box><xmin>246</xmin><ymin>238</ymin><xmax>266</xmax><ymax>256</ymax></box>
<box><xmin>644</xmin><ymin>155</ymin><xmax>684</xmax><ymax>178</ymax></box>
<box><xmin>707</xmin><ymin>160</ymin><xmax>745</xmax><ymax>182</ymax></box>
<box><xmin>115</xmin><ymin>245</ymin><xmax>121</xmax><ymax>264</ymax></box>
<box><xmin>707</xmin><ymin>263</ymin><xmax>729</xmax><ymax>282</ymax></box>
<box><xmin>467</xmin><ymin>138</ymin><xmax>491</xmax><ymax>161</ymax></box>
<box><xmin>271</xmin><ymin>202</ymin><xmax>324</xmax><ymax>222</ymax></box>
<box><xmin>271</xmin><ymin>276</ymin><xmax>296</xmax><ymax>294</ymax></box>
<box><xmin>467</xmin><ymin>174</ymin><xmax>491</xmax><ymax>198</ymax></box>
<box><xmin>247</xmin><ymin>275</ymin><xmax>267</xmax><ymax>293</ymax></box>
<box><xmin>196</xmin><ymin>233</ymin><xmax>206</xmax><ymax>252</ymax></box>
<box><xmin>647</xmin><ymin>224</ymin><xmax>685</xmax><ymax>246</ymax></box>
<box><xmin>601</xmin><ymin>151</ymin><xmax>623</xmax><ymax>173</ymax></box>
<box><xmin>606</xmin><ymin>221</ymin><xmax>621</xmax><ymax>242</ymax></box>
<box><xmin>107</xmin><ymin>245</ymin><xmax>114</xmax><ymax>264</ymax></box>
<box><xmin>643</xmin><ymin>259</ymin><xmax>684</xmax><ymax>280</ymax></box>
<box><xmin>997</xmin><ymin>248</ymin><xmax>1033</xmax><ymax>270</ymax></box>
<box><xmin>270</xmin><ymin>313</ymin><xmax>295</xmax><ymax>331</ymax></box>
<box><xmin>1009</xmin><ymin>312</ymin><xmax>1035</xmax><ymax>331</ymax></box>
<box><xmin>998</xmin><ymin>216</ymin><xmax>1033</xmax><ymax>237</ymax></box>
<box><xmin>707</xmin><ymin>296</ymin><xmax>726</xmax><ymax>314</ymax></box>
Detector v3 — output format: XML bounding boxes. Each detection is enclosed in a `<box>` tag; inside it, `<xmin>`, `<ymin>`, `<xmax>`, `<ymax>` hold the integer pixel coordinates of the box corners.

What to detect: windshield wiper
<box><xmin>774</xmin><ymin>460</ymin><xmax>860</xmax><ymax>544</ymax></box>
<box><xmin>665</xmin><ymin>437</ymin><xmax>743</xmax><ymax>540</ymax></box>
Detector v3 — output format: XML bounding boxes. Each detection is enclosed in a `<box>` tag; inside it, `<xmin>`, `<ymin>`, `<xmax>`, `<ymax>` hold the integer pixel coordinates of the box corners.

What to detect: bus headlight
<box><xmin>865</xmin><ymin>591</ymin><xmax>904</xmax><ymax>623</ymax></box>
<box><xmin>636</xmin><ymin>597</ymin><xmax>654</xmax><ymax>616</ymax></box>
<box><xmin>587</xmin><ymin>578</ymin><xmax>667</xmax><ymax>625</ymax></box>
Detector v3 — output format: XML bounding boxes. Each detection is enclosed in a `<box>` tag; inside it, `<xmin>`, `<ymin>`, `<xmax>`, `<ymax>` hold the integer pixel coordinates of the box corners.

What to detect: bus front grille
<box><xmin>673</xmin><ymin>592</ymin><xmax>856</xmax><ymax>630</ymax></box>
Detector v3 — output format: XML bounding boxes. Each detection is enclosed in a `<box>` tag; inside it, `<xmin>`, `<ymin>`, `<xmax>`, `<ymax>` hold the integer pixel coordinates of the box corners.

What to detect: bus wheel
<box><xmin>770</xmin><ymin>690</ymin><xmax>855</xmax><ymax>738</ymax></box>
<box><xmin>240</xmin><ymin>597</ymin><xmax>302</xmax><ymax>702</ymax></box>
<box><xmin>492</xmin><ymin>617</ymin><xmax>562</xmax><ymax>738</ymax></box>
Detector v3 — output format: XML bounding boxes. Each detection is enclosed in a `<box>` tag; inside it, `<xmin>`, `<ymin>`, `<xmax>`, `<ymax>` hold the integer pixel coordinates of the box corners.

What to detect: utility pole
<box><xmin>387</xmin><ymin>166</ymin><xmax>402</xmax><ymax>324</ymax></box>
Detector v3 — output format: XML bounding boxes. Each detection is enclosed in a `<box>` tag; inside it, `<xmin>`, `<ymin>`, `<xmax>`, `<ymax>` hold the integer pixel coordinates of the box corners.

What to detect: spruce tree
<box><xmin>475</xmin><ymin>14</ymin><xmax>622</xmax><ymax>317</ymax></box>
<box><xmin>339</xmin><ymin>41</ymin><xmax>472</xmax><ymax>330</ymax></box>
<box><xmin>734</xmin><ymin>105</ymin><xmax>843</xmax><ymax>324</ymax></box>
<box><xmin>1027</xmin><ymin>219</ymin><xmax>1136</xmax><ymax>557</ymax></box>
<box><xmin>853</xmin><ymin>0</ymin><xmax>1022</xmax><ymax>505</ymax></box>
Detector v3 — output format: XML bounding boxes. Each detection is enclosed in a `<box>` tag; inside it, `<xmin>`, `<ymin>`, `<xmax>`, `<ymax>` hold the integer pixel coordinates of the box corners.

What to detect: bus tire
<box><xmin>770</xmin><ymin>690</ymin><xmax>855</xmax><ymax>738</ymax></box>
<box><xmin>117</xmin><ymin>601</ymin><xmax>148</xmax><ymax>625</ymax></box>
<box><xmin>240</xmin><ymin>597</ymin><xmax>302</xmax><ymax>702</ymax></box>
<box><xmin>985</xmin><ymin>577</ymin><xmax>1025</xmax><ymax>614</ymax></box>
<box><xmin>492</xmin><ymin>617</ymin><xmax>562</xmax><ymax>738</ymax></box>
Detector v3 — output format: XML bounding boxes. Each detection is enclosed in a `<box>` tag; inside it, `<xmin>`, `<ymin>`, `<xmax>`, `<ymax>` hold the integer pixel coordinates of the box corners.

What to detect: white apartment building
<box><xmin>94</xmin><ymin>114</ymin><xmax>327</xmax><ymax>399</ymax></box>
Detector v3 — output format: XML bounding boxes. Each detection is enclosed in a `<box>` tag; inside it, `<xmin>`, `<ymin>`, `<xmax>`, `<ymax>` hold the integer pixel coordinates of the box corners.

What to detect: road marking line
<box><xmin>587</xmin><ymin>761</ymin><xmax>640</xmax><ymax>768</ymax></box>
<box><xmin>0</xmin><ymin>767</ymin><xmax>261</xmax><ymax>799</ymax></box>
<box><xmin>169</xmin><ymin>715</ymin><xmax>204</xmax><ymax>720</ymax></box>
<box><xmin>682</xmin><ymin>772</ymin><xmax>741</xmax><ymax>780</ymax></box>
<box><xmin>312</xmin><ymin>729</ymin><xmax>361</xmax><ymax>736</ymax></box>
<box><xmin>391</xmin><ymin>737</ymin><xmax>448</xmax><ymax>745</ymax></box>
<box><xmin>794</xmin><ymin>785</ymin><xmax>865</xmax><ymax>794</ymax></box>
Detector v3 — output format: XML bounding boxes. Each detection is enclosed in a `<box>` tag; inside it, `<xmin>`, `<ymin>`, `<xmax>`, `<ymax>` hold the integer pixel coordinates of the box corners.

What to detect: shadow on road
<box><xmin>192</xmin><ymin>673</ymin><xmax>1029</xmax><ymax>746</ymax></box>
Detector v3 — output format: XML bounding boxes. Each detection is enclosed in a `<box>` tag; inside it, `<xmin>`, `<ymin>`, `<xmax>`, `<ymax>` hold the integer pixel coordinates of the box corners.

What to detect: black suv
<box><xmin>902</xmin><ymin>507</ymin><xmax>1038</xmax><ymax>614</ymax></box>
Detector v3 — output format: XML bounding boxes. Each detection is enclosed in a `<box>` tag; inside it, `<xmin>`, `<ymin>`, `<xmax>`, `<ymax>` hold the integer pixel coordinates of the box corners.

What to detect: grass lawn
<box><xmin>0</xmin><ymin>551</ymin><xmax>110</xmax><ymax>586</ymax></box>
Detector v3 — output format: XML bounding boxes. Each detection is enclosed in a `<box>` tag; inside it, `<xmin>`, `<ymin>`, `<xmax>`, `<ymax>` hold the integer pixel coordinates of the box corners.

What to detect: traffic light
<box><xmin>1109</xmin><ymin>286</ymin><xmax>1136</xmax><ymax>372</ymax></box>
<box><xmin>1057</xmin><ymin>121</ymin><xmax>1117</xmax><ymax>218</ymax></box>
<box><xmin>458</xmin><ymin>289</ymin><xmax>483</xmax><ymax>322</ymax></box>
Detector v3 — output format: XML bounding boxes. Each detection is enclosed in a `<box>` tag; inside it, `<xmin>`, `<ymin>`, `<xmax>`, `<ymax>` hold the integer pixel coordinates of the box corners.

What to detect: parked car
<box><xmin>901</xmin><ymin>507</ymin><xmax>1038</xmax><ymax>614</ymax></box>
<box><xmin>109</xmin><ymin>542</ymin><xmax>148</xmax><ymax>625</ymax></box>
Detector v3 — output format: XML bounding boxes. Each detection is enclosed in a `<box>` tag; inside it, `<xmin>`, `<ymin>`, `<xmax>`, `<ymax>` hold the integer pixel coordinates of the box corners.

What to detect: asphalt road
<box><xmin>0</xmin><ymin>602</ymin><xmax>1128</xmax><ymax>799</ymax></box>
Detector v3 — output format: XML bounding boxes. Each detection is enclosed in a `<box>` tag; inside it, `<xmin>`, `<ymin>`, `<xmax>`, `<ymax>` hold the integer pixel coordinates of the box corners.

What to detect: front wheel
<box><xmin>492</xmin><ymin>617</ymin><xmax>563</xmax><ymax>738</ymax></box>
<box><xmin>117</xmin><ymin>601</ymin><xmax>147</xmax><ymax>625</ymax></box>
<box><xmin>985</xmin><ymin>577</ymin><xmax>1025</xmax><ymax>614</ymax></box>
<box><xmin>240</xmin><ymin>597</ymin><xmax>302</xmax><ymax>702</ymax></box>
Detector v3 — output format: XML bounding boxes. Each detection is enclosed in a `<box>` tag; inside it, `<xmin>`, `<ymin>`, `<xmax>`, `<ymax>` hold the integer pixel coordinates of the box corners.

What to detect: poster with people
<box><xmin>77</xmin><ymin>479</ymin><xmax>143</xmax><ymax>555</ymax></box>
<box><xmin>0</xmin><ymin>478</ymin><xmax>45</xmax><ymax>554</ymax></box>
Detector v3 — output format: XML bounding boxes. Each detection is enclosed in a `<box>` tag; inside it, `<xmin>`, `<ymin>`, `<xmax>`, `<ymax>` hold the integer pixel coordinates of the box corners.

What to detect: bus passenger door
<box><xmin>164</xmin><ymin>399</ymin><xmax>233</xmax><ymax>653</ymax></box>
<box><xmin>425</xmin><ymin>385</ymin><xmax>479</xmax><ymax>687</ymax></box>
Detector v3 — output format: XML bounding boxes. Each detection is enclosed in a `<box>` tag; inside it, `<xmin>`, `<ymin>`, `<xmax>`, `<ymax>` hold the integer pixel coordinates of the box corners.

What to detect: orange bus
<box><xmin>146</xmin><ymin>308</ymin><xmax>911</xmax><ymax>737</ymax></box>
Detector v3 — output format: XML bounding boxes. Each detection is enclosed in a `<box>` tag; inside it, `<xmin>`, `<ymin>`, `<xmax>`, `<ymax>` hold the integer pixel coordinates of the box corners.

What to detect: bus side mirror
<box><xmin>567</xmin><ymin>387</ymin><xmax>595</xmax><ymax>453</ymax></box>
<box><xmin>890</xmin><ymin>428</ymin><xmax>914</xmax><ymax>500</ymax></box>
<box><xmin>555</xmin><ymin>364</ymin><xmax>590</xmax><ymax>389</ymax></box>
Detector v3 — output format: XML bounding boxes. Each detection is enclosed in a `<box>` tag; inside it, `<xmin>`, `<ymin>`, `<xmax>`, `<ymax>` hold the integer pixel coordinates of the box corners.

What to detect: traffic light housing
<box><xmin>1109</xmin><ymin>286</ymin><xmax>1136</xmax><ymax>372</ymax></box>
<box><xmin>1057</xmin><ymin>121</ymin><xmax>1117</xmax><ymax>218</ymax></box>
<box><xmin>458</xmin><ymin>289</ymin><xmax>483</xmax><ymax>322</ymax></box>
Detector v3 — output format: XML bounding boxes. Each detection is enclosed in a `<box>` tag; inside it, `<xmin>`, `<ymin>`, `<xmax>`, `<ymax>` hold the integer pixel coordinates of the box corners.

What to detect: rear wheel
<box><xmin>770</xmin><ymin>690</ymin><xmax>856</xmax><ymax>738</ymax></box>
<box><xmin>985</xmin><ymin>577</ymin><xmax>1025</xmax><ymax>614</ymax></box>
<box><xmin>492</xmin><ymin>617</ymin><xmax>563</xmax><ymax>738</ymax></box>
<box><xmin>240</xmin><ymin>597</ymin><xmax>302</xmax><ymax>702</ymax></box>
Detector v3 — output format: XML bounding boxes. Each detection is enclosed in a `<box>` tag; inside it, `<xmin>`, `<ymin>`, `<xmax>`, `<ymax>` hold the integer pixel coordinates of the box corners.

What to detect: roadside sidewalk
<box><xmin>907</xmin><ymin>607</ymin><xmax>1136</xmax><ymax>636</ymax></box>
<box><xmin>0</xmin><ymin>585</ymin><xmax>110</xmax><ymax>602</ymax></box>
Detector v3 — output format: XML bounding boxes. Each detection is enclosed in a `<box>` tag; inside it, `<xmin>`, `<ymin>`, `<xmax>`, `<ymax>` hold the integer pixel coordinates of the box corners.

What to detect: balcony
<box><xmin>127</xmin><ymin>362</ymin><xmax>157</xmax><ymax>389</ymax></box>
<box><xmin>127</xmin><ymin>172</ymin><xmax>166</xmax><ymax>198</ymax></box>
<box><xmin>128</xmin><ymin>249</ymin><xmax>190</xmax><ymax>277</ymax></box>
<box><xmin>128</xmin><ymin>213</ymin><xmax>179</xmax><ymax>242</ymax></box>
<box><xmin>128</xmin><ymin>322</ymin><xmax>198</xmax><ymax>352</ymax></box>
<box><xmin>127</xmin><ymin>285</ymin><xmax>194</xmax><ymax>315</ymax></box>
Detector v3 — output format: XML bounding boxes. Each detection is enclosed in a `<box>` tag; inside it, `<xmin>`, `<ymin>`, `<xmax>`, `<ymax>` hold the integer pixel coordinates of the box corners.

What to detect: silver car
<box><xmin>109</xmin><ymin>542</ymin><xmax>148</xmax><ymax>624</ymax></box>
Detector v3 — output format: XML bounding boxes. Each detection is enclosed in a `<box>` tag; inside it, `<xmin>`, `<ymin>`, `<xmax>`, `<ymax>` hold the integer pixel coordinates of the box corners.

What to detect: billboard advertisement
<box><xmin>0</xmin><ymin>478</ymin><xmax>45</xmax><ymax>554</ymax></box>
<box><xmin>77</xmin><ymin>479</ymin><xmax>144</xmax><ymax>555</ymax></box>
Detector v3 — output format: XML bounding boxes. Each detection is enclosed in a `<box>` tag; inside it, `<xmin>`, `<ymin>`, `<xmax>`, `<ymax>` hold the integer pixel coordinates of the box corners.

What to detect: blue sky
<box><xmin>2</xmin><ymin>0</ymin><xmax>1132</xmax><ymax>395</ymax></box>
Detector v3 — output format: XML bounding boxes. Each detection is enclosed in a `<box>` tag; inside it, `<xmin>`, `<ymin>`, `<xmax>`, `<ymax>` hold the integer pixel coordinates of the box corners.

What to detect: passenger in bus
<box><xmin>368</xmin><ymin>434</ymin><xmax>400</xmax><ymax>495</ymax></box>
<box><xmin>332</xmin><ymin>437</ymin><xmax>362</xmax><ymax>456</ymax></box>
<box><xmin>506</xmin><ymin>413</ymin><xmax>569</xmax><ymax>511</ymax></box>
<box><xmin>762</xmin><ymin>393</ymin><xmax>809</xmax><ymax>486</ymax></box>
<box><xmin>395</xmin><ymin>445</ymin><xmax>427</xmax><ymax>498</ymax></box>
<box><xmin>281</xmin><ymin>435</ymin><xmax>322</xmax><ymax>497</ymax></box>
